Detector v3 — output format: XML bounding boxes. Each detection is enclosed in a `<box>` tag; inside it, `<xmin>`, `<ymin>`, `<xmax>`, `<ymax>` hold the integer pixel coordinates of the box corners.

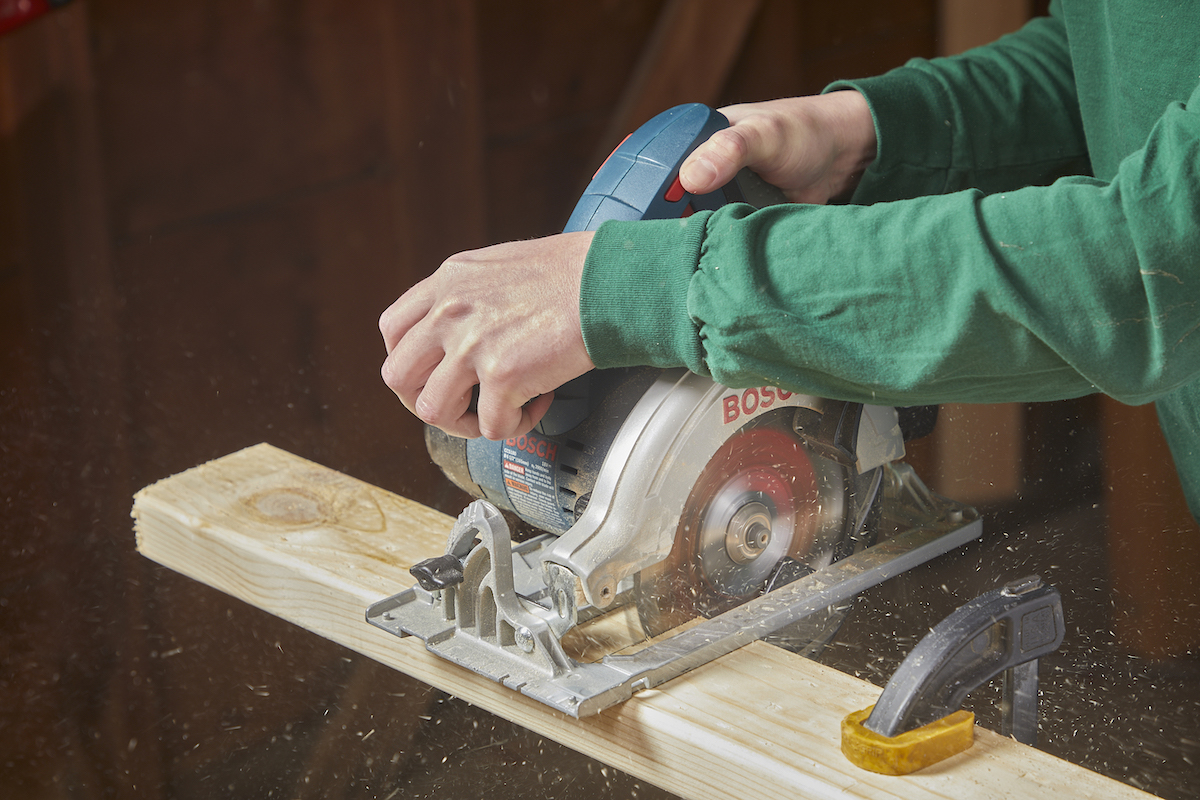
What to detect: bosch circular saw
<box><xmin>368</xmin><ymin>105</ymin><xmax>981</xmax><ymax>717</ymax></box>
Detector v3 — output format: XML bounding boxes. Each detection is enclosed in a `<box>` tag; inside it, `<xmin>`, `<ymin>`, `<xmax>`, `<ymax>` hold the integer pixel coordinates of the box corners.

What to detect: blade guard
<box><xmin>540</xmin><ymin>369</ymin><xmax>904</xmax><ymax>608</ymax></box>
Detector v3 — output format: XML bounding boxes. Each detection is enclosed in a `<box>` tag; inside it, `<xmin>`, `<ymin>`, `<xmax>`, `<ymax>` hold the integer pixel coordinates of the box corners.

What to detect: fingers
<box><xmin>383</xmin><ymin>342</ymin><xmax>553</xmax><ymax>441</ymax></box>
<box><xmin>379</xmin><ymin>232</ymin><xmax>595</xmax><ymax>441</ymax></box>
<box><xmin>475</xmin><ymin>388</ymin><xmax>555</xmax><ymax>442</ymax></box>
<box><xmin>379</xmin><ymin>276</ymin><xmax>435</xmax><ymax>353</ymax></box>
<box><xmin>380</xmin><ymin>274</ymin><xmax>479</xmax><ymax>437</ymax></box>
<box><xmin>380</xmin><ymin>287</ymin><xmax>545</xmax><ymax>440</ymax></box>
<box><xmin>381</xmin><ymin>325</ymin><xmax>483</xmax><ymax>439</ymax></box>
<box><xmin>412</xmin><ymin>357</ymin><xmax>481</xmax><ymax>438</ymax></box>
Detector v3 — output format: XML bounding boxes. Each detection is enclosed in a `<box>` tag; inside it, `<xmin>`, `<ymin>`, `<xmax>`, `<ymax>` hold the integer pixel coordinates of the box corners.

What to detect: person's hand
<box><xmin>679</xmin><ymin>91</ymin><xmax>877</xmax><ymax>204</ymax></box>
<box><xmin>380</xmin><ymin>231</ymin><xmax>597</xmax><ymax>441</ymax></box>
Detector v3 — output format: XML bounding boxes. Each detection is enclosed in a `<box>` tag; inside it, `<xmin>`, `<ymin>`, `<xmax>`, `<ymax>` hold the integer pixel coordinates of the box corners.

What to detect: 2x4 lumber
<box><xmin>132</xmin><ymin>444</ymin><xmax>1156</xmax><ymax>800</ymax></box>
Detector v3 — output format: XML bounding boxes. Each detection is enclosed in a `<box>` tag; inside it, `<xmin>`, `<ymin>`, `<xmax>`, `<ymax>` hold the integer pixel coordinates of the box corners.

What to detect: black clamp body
<box><xmin>866</xmin><ymin>576</ymin><xmax>1065</xmax><ymax>746</ymax></box>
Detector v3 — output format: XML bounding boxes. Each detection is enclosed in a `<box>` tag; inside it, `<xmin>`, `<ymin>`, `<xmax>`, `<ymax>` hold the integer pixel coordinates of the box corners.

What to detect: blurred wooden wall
<box><xmin>0</xmin><ymin>1</ymin><xmax>944</xmax><ymax>796</ymax></box>
<box><xmin>16</xmin><ymin>1</ymin><xmax>1189</xmax><ymax>797</ymax></box>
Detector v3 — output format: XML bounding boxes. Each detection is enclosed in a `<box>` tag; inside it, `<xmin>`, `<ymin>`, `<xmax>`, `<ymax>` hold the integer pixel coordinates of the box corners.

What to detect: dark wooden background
<box><xmin>2</xmin><ymin>1</ymin><xmax>1196</xmax><ymax>798</ymax></box>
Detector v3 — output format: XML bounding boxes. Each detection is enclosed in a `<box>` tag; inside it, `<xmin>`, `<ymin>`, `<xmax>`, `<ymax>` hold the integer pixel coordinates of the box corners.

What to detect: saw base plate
<box><xmin>366</xmin><ymin>463</ymin><xmax>980</xmax><ymax>717</ymax></box>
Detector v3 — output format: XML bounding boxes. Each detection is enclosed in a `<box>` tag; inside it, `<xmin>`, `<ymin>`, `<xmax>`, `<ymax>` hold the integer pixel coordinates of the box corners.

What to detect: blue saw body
<box><xmin>565</xmin><ymin>103</ymin><xmax>737</xmax><ymax>230</ymax></box>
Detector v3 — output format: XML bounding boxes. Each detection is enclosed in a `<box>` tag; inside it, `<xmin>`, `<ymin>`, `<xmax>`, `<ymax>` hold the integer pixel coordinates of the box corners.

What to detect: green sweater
<box><xmin>580</xmin><ymin>1</ymin><xmax>1200</xmax><ymax>518</ymax></box>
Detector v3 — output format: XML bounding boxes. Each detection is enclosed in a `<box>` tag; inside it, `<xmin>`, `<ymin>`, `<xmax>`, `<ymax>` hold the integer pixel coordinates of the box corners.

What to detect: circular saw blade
<box><xmin>635</xmin><ymin>412</ymin><xmax>859</xmax><ymax>644</ymax></box>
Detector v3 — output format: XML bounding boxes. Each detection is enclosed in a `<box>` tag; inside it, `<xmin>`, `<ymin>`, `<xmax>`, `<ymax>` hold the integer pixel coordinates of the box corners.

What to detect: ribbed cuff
<box><xmin>580</xmin><ymin>212</ymin><xmax>712</xmax><ymax>372</ymax></box>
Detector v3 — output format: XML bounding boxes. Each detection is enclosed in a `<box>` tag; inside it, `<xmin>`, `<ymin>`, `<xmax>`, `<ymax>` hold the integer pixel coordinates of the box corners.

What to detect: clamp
<box><xmin>842</xmin><ymin>576</ymin><xmax>1065</xmax><ymax>775</ymax></box>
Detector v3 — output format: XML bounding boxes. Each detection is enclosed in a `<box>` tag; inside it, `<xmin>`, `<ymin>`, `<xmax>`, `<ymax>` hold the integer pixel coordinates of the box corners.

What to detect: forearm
<box><xmin>583</xmin><ymin>94</ymin><xmax>1200</xmax><ymax>408</ymax></box>
<box><xmin>828</xmin><ymin>10</ymin><xmax>1089</xmax><ymax>202</ymax></box>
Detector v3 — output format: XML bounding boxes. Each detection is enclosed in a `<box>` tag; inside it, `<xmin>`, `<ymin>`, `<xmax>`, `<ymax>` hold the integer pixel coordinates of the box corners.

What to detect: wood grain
<box><xmin>132</xmin><ymin>444</ymin><xmax>1157</xmax><ymax>800</ymax></box>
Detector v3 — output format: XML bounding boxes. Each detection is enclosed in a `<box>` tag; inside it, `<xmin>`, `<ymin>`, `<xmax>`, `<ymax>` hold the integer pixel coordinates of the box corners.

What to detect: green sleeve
<box><xmin>828</xmin><ymin>6</ymin><xmax>1090</xmax><ymax>201</ymax></box>
<box><xmin>581</xmin><ymin>82</ymin><xmax>1200</xmax><ymax>409</ymax></box>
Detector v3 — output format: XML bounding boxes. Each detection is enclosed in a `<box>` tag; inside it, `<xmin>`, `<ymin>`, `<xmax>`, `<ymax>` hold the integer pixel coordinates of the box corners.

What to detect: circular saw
<box><xmin>423</xmin><ymin>104</ymin><xmax>883</xmax><ymax>630</ymax></box>
<box><xmin>367</xmin><ymin>105</ymin><xmax>981</xmax><ymax>717</ymax></box>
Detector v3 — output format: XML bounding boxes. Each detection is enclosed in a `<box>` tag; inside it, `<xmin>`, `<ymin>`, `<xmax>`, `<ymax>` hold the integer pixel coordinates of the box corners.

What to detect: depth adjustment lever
<box><xmin>409</xmin><ymin>554</ymin><xmax>466</xmax><ymax>591</ymax></box>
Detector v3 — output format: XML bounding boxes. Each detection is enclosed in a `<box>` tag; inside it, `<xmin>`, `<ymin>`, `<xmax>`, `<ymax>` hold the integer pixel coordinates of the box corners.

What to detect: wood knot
<box><xmin>248</xmin><ymin>488</ymin><xmax>326</xmax><ymax>525</ymax></box>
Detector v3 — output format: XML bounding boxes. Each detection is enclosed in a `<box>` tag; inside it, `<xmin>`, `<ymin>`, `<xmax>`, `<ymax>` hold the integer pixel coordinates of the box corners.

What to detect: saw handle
<box><xmin>564</xmin><ymin>103</ymin><xmax>786</xmax><ymax>233</ymax></box>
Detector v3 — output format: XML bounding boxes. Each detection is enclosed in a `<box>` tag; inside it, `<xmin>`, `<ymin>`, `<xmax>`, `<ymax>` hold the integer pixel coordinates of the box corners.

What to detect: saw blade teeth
<box><xmin>635</xmin><ymin>412</ymin><xmax>855</xmax><ymax>640</ymax></box>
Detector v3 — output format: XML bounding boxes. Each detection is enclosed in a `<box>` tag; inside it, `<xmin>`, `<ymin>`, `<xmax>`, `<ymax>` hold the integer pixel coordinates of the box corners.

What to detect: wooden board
<box><xmin>132</xmin><ymin>444</ymin><xmax>1157</xmax><ymax>800</ymax></box>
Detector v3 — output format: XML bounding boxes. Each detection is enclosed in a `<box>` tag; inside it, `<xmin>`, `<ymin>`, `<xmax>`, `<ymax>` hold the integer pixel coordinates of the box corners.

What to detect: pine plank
<box><xmin>132</xmin><ymin>443</ymin><xmax>1157</xmax><ymax>800</ymax></box>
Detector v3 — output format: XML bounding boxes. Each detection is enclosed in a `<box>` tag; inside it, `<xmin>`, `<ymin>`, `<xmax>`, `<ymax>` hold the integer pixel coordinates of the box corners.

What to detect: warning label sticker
<box><xmin>501</xmin><ymin>433</ymin><xmax>568</xmax><ymax>532</ymax></box>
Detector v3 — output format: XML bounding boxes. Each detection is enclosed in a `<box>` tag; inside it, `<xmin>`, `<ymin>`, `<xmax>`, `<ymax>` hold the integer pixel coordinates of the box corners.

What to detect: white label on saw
<box><xmin>501</xmin><ymin>433</ymin><xmax>569</xmax><ymax>533</ymax></box>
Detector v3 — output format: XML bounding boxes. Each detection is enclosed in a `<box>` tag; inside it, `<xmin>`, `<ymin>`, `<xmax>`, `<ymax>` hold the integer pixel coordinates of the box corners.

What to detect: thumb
<box><xmin>678</xmin><ymin>126</ymin><xmax>755</xmax><ymax>195</ymax></box>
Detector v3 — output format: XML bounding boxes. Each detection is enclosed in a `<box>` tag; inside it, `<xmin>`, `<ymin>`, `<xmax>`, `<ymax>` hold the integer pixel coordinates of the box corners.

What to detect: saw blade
<box><xmin>635</xmin><ymin>411</ymin><xmax>859</xmax><ymax>642</ymax></box>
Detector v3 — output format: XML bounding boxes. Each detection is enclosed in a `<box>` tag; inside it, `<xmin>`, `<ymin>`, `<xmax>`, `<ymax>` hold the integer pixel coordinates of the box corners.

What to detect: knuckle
<box><xmin>380</xmin><ymin>358</ymin><xmax>403</xmax><ymax>391</ymax></box>
<box><xmin>437</xmin><ymin>249</ymin><xmax>482</xmax><ymax>279</ymax></box>
<box><xmin>413</xmin><ymin>393</ymin><xmax>444</xmax><ymax>427</ymax></box>
<box><xmin>483</xmin><ymin>357</ymin><xmax>519</xmax><ymax>389</ymax></box>
<box><xmin>436</xmin><ymin>257</ymin><xmax>461</xmax><ymax>281</ymax></box>
<box><xmin>432</xmin><ymin>294</ymin><xmax>471</xmax><ymax>322</ymax></box>
<box><xmin>711</xmin><ymin>127</ymin><xmax>752</xmax><ymax>162</ymax></box>
<box><xmin>756</xmin><ymin>111</ymin><xmax>788</xmax><ymax>140</ymax></box>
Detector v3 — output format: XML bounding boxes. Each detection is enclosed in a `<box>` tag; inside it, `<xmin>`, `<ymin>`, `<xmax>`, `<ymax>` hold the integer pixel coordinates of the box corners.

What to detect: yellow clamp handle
<box><xmin>841</xmin><ymin>705</ymin><xmax>975</xmax><ymax>776</ymax></box>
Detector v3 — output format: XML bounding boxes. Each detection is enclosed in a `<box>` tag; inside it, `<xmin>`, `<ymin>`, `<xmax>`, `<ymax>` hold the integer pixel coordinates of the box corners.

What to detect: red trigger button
<box><xmin>665</xmin><ymin>175</ymin><xmax>687</xmax><ymax>203</ymax></box>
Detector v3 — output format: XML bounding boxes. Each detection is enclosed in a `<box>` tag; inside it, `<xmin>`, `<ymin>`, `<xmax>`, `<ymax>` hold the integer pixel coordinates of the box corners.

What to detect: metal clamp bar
<box><xmin>554</xmin><ymin>508</ymin><xmax>982</xmax><ymax>716</ymax></box>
